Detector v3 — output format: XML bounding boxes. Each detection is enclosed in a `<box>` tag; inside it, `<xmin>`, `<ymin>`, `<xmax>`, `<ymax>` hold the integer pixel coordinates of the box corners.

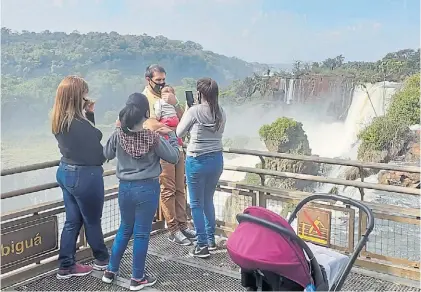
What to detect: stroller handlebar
<box><xmin>287</xmin><ymin>193</ymin><xmax>375</xmax><ymax>236</ymax></box>
<box><xmin>289</xmin><ymin>194</ymin><xmax>375</xmax><ymax>291</ymax></box>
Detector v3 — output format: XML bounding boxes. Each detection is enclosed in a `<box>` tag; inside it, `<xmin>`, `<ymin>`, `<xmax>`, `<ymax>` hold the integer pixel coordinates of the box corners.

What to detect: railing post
<box><xmin>257</xmin><ymin>191</ymin><xmax>267</xmax><ymax>208</ymax></box>
<box><xmin>257</xmin><ymin>156</ymin><xmax>267</xmax><ymax>207</ymax></box>
<box><xmin>258</xmin><ymin>156</ymin><xmax>266</xmax><ymax>187</ymax></box>
<box><xmin>357</xmin><ymin>167</ymin><xmax>366</xmax><ymax>243</ymax></box>
<box><xmin>357</xmin><ymin>167</ymin><xmax>366</xmax><ymax>201</ymax></box>
<box><xmin>79</xmin><ymin>225</ymin><xmax>87</xmax><ymax>247</ymax></box>
<box><xmin>360</xmin><ymin>212</ymin><xmax>368</xmax><ymax>255</ymax></box>
<box><xmin>347</xmin><ymin>205</ymin><xmax>355</xmax><ymax>254</ymax></box>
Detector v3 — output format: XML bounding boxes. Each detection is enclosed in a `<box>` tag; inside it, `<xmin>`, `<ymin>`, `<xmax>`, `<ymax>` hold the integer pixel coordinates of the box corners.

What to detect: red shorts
<box><xmin>160</xmin><ymin>116</ymin><xmax>180</xmax><ymax>128</ymax></box>
<box><xmin>159</xmin><ymin>117</ymin><xmax>183</xmax><ymax>146</ymax></box>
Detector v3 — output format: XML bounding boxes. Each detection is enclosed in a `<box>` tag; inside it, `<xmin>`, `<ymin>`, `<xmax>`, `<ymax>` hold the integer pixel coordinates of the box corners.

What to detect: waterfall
<box><xmin>286</xmin><ymin>79</ymin><xmax>295</xmax><ymax>104</ymax></box>
<box><xmin>315</xmin><ymin>82</ymin><xmax>399</xmax><ymax>193</ymax></box>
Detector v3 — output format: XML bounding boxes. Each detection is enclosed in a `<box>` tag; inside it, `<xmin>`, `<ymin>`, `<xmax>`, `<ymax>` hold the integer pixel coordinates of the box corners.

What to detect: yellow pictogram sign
<box><xmin>297</xmin><ymin>207</ymin><xmax>331</xmax><ymax>247</ymax></box>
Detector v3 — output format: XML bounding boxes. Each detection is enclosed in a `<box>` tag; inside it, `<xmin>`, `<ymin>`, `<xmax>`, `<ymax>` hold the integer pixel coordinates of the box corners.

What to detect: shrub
<box><xmin>357</xmin><ymin>116</ymin><xmax>408</xmax><ymax>151</ymax></box>
<box><xmin>387</xmin><ymin>73</ymin><xmax>420</xmax><ymax>125</ymax></box>
<box><xmin>259</xmin><ymin>117</ymin><xmax>311</xmax><ymax>154</ymax></box>
<box><xmin>357</xmin><ymin>74</ymin><xmax>419</xmax><ymax>161</ymax></box>
<box><xmin>259</xmin><ymin>117</ymin><xmax>301</xmax><ymax>142</ymax></box>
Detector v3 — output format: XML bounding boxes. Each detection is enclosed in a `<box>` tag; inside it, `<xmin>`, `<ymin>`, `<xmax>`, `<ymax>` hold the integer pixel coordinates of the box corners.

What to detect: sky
<box><xmin>1</xmin><ymin>0</ymin><xmax>420</xmax><ymax>64</ymax></box>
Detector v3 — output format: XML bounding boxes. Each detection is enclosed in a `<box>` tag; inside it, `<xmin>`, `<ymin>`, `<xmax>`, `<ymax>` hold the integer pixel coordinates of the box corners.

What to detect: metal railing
<box><xmin>1</xmin><ymin>147</ymin><xmax>420</xmax><ymax>286</ymax></box>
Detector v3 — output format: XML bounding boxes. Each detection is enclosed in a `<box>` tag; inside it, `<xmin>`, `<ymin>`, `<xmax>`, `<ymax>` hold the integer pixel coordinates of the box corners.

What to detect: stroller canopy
<box><xmin>227</xmin><ymin>206</ymin><xmax>312</xmax><ymax>288</ymax></box>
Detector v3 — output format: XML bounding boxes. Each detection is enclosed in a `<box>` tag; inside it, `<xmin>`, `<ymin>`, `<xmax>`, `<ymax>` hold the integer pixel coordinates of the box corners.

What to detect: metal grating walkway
<box><xmin>10</xmin><ymin>231</ymin><xmax>421</xmax><ymax>291</ymax></box>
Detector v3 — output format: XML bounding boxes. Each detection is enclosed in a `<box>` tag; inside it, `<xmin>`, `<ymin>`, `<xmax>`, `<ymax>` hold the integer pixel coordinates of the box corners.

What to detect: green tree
<box><xmin>357</xmin><ymin>73</ymin><xmax>420</xmax><ymax>162</ymax></box>
<box><xmin>387</xmin><ymin>73</ymin><xmax>420</xmax><ymax>125</ymax></box>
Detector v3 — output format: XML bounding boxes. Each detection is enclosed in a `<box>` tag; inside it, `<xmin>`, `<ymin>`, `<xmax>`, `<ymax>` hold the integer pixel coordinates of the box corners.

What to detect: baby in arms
<box><xmin>154</xmin><ymin>85</ymin><xmax>183</xmax><ymax>145</ymax></box>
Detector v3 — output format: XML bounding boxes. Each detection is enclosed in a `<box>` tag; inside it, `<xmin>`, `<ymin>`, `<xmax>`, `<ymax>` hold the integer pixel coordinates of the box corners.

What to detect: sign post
<box><xmin>1</xmin><ymin>216</ymin><xmax>59</xmax><ymax>268</ymax></box>
<box><xmin>297</xmin><ymin>207</ymin><xmax>331</xmax><ymax>247</ymax></box>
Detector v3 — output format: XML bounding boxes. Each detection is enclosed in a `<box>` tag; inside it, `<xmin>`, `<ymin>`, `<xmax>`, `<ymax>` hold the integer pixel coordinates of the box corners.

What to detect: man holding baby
<box><xmin>142</xmin><ymin>64</ymin><xmax>196</xmax><ymax>246</ymax></box>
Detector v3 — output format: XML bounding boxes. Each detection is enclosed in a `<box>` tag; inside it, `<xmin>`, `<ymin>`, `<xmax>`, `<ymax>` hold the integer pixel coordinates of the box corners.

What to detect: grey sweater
<box><xmin>104</xmin><ymin>130</ymin><xmax>180</xmax><ymax>181</ymax></box>
<box><xmin>176</xmin><ymin>104</ymin><xmax>226</xmax><ymax>157</ymax></box>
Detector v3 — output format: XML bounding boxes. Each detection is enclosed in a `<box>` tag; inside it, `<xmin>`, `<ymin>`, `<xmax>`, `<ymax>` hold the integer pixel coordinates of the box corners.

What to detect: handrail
<box><xmin>2</xmin><ymin>162</ymin><xmax>418</xmax><ymax>200</ymax></box>
<box><xmin>1</xmin><ymin>186</ymin><xmax>119</xmax><ymax>222</ymax></box>
<box><xmin>1</xmin><ymin>148</ymin><xmax>419</xmax><ymax>176</ymax></box>
<box><xmin>1</xmin><ymin>160</ymin><xmax>60</xmax><ymax>176</ymax></box>
<box><xmin>3</xmin><ymin>181</ymin><xmax>419</xmax><ymax>223</ymax></box>
<box><xmin>223</xmin><ymin>148</ymin><xmax>420</xmax><ymax>174</ymax></box>
<box><xmin>1</xmin><ymin>149</ymin><xmax>419</xmax><ymax>200</ymax></box>
<box><xmin>217</xmin><ymin>180</ymin><xmax>420</xmax><ymax>217</ymax></box>
<box><xmin>1</xmin><ymin>169</ymin><xmax>116</xmax><ymax>199</ymax></box>
<box><xmin>224</xmin><ymin>165</ymin><xmax>420</xmax><ymax>196</ymax></box>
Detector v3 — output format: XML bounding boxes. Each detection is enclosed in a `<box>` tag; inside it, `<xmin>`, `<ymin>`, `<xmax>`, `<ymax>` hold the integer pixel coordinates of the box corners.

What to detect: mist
<box><xmin>1</xmin><ymin>81</ymin><xmax>400</xmax><ymax>214</ymax></box>
<box><xmin>222</xmin><ymin>98</ymin><xmax>351</xmax><ymax>158</ymax></box>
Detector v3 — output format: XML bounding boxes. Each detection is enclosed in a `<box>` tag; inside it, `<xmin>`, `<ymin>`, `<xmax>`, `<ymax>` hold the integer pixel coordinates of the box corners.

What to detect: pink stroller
<box><xmin>227</xmin><ymin>194</ymin><xmax>374</xmax><ymax>291</ymax></box>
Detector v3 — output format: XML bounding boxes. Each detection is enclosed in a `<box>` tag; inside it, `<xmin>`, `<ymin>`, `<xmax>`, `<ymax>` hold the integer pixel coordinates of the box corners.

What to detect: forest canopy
<box><xmin>1</xmin><ymin>27</ymin><xmax>419</xmax><ymax>130</ymax></box>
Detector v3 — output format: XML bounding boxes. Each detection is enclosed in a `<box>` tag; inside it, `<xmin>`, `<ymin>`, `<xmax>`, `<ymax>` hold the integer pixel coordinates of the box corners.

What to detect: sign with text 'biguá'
<box><xmin>297</xmin><ymin>207</ymin><xmax>331</xmax><ymax>247</ymax></box>
<box><xmin>1</xmin><ymin>216</ymin><xmax>59</xmax><ymax>267</ymax></box>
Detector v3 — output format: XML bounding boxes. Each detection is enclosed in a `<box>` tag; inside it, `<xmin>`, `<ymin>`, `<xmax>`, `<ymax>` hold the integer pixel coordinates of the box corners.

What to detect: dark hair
<box><xmin>145</xmin><ymin>64</ymin><xmax>166</xmax><ymax>79</ymax></box>
<box><xmin>197</xmin><ymin>77</ymin><xmax>222</xmax><ymax>131</ymax></box>
<box><xmin>119</xmin><ymin>93</ymin><xmax>149</xmax><ymax>135</ymax></box>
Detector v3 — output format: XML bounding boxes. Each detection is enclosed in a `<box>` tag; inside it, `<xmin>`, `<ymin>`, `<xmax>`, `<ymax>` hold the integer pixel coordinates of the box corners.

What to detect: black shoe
<box><xmin>189</xmin><ymin>245</ymin><xmax>210</xmax><ymax>258</ymax></box>
<box><xmin>168</xmin><ymin>231</ymin><xmax>191</xmax><ymax>246</ymax></box>
<box><xmin>208</xmin><ymin>241</ymin><xmax>217</xmax><ymax>251</ymax></box>
<box><xmin>130</xmin><ymin>275</ymin><xmax>157</xmax><ymax>291</ymax></box>
<box><xmin>181</xmin><ymin>227</ymin><xmax>197</xmax><ymax>240</ymax></box>
<box><xmin>102</xmin><ymin>270</ymin><xmax>116</xmax><ymax>284</ymax></box>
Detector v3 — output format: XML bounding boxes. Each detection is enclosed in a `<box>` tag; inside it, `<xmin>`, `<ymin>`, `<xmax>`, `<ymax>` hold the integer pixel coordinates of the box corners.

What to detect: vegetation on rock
<box><xmin>244</xmin><ymin>117</ymin><xmax>318</xmax><ymax>190</ymax></box>
<box><xmin>259</xmin><ymin>117</ymin><xmax>311</xmax><ymax>155</ymax></box>
<box><xmin>357</xmin><ymin>116</ymin><xmax>409</xmax><ymax>154</ymax></box>
<box><xmin>387</xmin><ymin>74</ymin><xmax>420</xmax><ymax>125</ymax></box>
<box><xmin>357</xmin><ymin>74</ymin><xmax>420</xmax><ymax>163</ymax></box>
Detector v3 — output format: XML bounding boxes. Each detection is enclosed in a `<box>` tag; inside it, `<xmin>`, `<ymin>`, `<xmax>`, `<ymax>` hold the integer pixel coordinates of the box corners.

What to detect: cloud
<box><xmin>372</xmin><ymin>22</ymin><xmax>382</xmax><ymax>31</ymax></box>
<box><xmin>1</xmin><ymin>0</ymin><xmax>418</xmax><ymax>63</ymax></box>
<box><xmin>52</xmin><ymin>0</ymin><xmax>63</xmax><ymax>7</ymax></box>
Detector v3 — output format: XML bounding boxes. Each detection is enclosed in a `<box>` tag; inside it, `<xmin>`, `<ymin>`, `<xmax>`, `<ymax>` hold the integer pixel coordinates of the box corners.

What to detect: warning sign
<box><xmin>297</xmin><ymin>207</ymin><xmax>331</xmax><ymax>247</ymax></box>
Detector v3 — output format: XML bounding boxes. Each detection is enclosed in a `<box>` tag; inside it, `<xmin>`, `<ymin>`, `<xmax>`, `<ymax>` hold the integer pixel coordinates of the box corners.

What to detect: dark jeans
<box><xmin>108</xmin><ymin>179</ymin><xmax>160</xmax><ymax>280</ymax></box>
<box><xmin>185</xmin><ymin>151</ymin><xmax>223</xmax><ymax>247</ymax></box>
<box><xmin>56</xmin><ymin>162</ymin><xmax>109</xmax><ymax>269</ymax></box>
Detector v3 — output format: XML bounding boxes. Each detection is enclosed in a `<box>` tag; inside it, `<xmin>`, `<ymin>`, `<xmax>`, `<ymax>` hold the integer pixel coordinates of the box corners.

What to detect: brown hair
<box><xmin>161</xmin><ymin>85</ymin><xmax>175</xmax><ymax>94</ymax></box>
<box><xmin>197</xmin><ymin>77</ymin><xmax>222</xmax><ymax>131</ymax></box>
<box><xmin>51</xmin><ymin>75</ymin><xmax>89</xmax><ymax>134</ymax></box>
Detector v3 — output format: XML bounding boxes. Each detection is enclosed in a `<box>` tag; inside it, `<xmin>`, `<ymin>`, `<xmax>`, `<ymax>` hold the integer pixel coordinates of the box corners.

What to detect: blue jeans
<box><xmin>56</xmin><ymin>162</ymin><xmax>109</xmax><ymax>269</ymax></box>
<box><xmin>107</xmin><ymin>179</ymin><xmax>160</xmax><ymax>280</ymax></box>
<box><xmin>185</xmin><ymin>151</ymin><xmax>223</xmax><ymax>247</ymax></box>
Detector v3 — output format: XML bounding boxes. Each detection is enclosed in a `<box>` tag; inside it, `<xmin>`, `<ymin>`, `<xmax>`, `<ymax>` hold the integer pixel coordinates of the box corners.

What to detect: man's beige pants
<box><xmin>159</xmin><ymin>150</ymin><xmax>188</xmax><ymax>234</ymax></box>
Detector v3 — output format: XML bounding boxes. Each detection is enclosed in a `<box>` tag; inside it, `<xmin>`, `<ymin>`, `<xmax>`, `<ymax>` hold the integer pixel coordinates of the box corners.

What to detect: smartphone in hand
<box><xmin>185</xmin><ymin>91</ymin><xmax>194</xmax><ymax>107</ymax></box>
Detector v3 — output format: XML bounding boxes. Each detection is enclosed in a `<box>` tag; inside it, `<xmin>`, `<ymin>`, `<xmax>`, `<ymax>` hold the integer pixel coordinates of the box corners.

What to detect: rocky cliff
<box><xmin>252</xmin><ymin>117</ymin><xmax>320</xmax><ymax>190</ymax></box>
<box><xmin>267</xmin><ymin>75</ymin><xmax>355</xmax><ymax>120</ymax></box>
